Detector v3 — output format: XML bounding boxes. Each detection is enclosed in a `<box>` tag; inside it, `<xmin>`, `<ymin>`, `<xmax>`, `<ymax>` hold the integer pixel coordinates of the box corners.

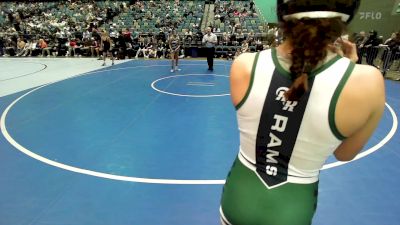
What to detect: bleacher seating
<box><xmin>0</xmin><ymin>0</ymin><xmax>273</xmax><ymax>59</ymax></box>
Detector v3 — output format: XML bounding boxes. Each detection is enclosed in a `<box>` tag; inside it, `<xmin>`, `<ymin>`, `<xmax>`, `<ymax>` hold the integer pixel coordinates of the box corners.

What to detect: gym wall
<box><xmin>254</xmin><ymin>0</ymin><xmax>400</xmax><ymax>38</ymax></box>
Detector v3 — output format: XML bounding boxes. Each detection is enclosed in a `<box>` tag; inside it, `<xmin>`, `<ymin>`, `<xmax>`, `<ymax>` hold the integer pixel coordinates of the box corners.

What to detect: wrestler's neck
<box><xmin>276</xmin><ymin>40</ymin><xmax>335</xmax><ymax>59</ymax></box>
<box><xmin>276</xmin><ymin>41</ymin><xmax>293</xmax><ymax>58</ymax></box>
<box><xmin>275</xmin><ymin>40</ymin><xmax>338</xmax><ymax>72</ymax></box>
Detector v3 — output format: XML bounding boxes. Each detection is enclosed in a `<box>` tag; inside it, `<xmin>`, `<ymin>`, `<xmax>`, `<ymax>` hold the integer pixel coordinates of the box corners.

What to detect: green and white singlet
<box><xmin>220</xmin><ymin>48</ymin><xmax>355</xmax><ymax>225</ymax></box>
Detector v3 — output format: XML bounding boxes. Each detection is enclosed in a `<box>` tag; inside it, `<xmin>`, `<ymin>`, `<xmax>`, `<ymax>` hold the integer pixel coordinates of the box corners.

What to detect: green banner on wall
<box><xmin>254</xmin><ymin>0</ymin><xmax>398</xmax><ymax>38</ymax></box>
<box><xmin>254</xmin><ymin>0</ymin><xmax>278</xmax><ymax>23</ymax></box>
<box><xmin>393</xmin><ymin>0</ymin><xmax>400</xmax><ymax>15</ymax></box>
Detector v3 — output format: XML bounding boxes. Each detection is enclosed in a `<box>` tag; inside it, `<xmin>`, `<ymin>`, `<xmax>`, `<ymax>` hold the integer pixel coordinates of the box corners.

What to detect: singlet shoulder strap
<box><xmin>328</xmin><ymin>61</ymin><xmax>356</xmax><ymax>140</ymax></box>
<box><xmin>235</xmin><ymin>51</ymin><xmax>260</xmax><ymax>110</ymax></box>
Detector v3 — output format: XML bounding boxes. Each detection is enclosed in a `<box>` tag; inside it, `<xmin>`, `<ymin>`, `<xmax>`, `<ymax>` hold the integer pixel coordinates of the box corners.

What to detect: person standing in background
<box><xmin>363</xmin><ymin>30</ymin><xmax>381</xmax><ymax>66</ymax></box>
<box><xmin>202</xmin><ymin>27</ymin><xmax>217</xmax><ymax>71</ymax></box>
<box><xmin>381</xmin><ymin>32</ymin><xmax>400</xmax><ymax>76</ymax></box>
<box><xmin>100</xmin><ymin>31</ymin><xmax>114</xmax><ymax>66</ymax></box>
<box><xmin>354</xmin><ymin>31</ymin><xmax>368</xmax><ymax>64</ymax></box>
<box><xmin>169</xmin><ymin>30</ymin><xmax>181</xmax><ymax>72</ymax></box>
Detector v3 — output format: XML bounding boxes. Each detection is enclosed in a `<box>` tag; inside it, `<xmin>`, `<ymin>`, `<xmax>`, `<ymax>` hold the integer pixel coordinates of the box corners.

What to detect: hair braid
<box><xmin>282</xmin><ymin>17</ymin><xmax>346</xmax><ymax>101</ymax></box>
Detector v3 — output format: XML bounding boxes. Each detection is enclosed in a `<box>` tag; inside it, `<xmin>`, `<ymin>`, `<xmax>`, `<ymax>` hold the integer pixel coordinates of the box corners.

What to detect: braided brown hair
<box><xmin>281</xmin><ymin>17</ymin><xmax>346</xmax><ymax>101</ymax></box>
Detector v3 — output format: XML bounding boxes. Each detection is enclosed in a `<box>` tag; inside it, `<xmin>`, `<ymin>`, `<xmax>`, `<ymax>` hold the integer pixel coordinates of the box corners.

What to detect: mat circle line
<box><xmin>151</xmin><ymin>74</ymin><xmax>230</xmax><ymax>97</ymax></box>
<box><xmin>0</xmin><ymin>65</ymin><xmax>397</xmax><ymax>185</ymax></box>
<box><xmin>0</xmin><ymin>62</ymin><xmax>47</xmax><ymax>82</ymax></box>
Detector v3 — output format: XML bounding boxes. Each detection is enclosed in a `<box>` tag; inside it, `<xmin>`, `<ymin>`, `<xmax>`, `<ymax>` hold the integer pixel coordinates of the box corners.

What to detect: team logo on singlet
<box><xmin>275</xmin><ymin>87</ymin><xmax>298</xmax><ymax>112</ymax></box>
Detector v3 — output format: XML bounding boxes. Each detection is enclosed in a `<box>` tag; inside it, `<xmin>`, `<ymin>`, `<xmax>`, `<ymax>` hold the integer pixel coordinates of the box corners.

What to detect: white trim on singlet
<box><xmin>237</xmin><ymin>50</ymin><xmax>272</xmax><ymax>165</ymax></box>
<box><xmin>219</xmin><ymin>207</ymin><xmax>233</xmax><ymax>225</ymax></box>
<box><xmin>287</xmin><ymin>58</ymin><xmax>351</xmax><ymax>179</ymax></box>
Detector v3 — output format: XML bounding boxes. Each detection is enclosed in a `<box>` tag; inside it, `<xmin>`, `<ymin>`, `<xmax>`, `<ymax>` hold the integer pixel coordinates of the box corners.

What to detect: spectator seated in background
<box><xmin>16</xmin><ymin>37</ymin><xmax>26</xmax><ymax>56</ymax></box>
<box><xmin>5</xmin><ymin>37</ymin><xmax>17</xmax><ymax>56</ymax></box>
<box><xmin>82</xmin><ymin>29</ymin><xmax>92</xmax><ymax>42</ymax></box>
<box><xmin>122</xmin><ymin>28</ymin><xmax>132</xmax><ymax>42</ymax></box>
<box><xmin>81</xmin><ymin>38</ymin><xmax>93</xmax><ymax>57</ymax></box>
<box><xmin>135</xmin><ymin>36</ymin><xmax>146</xmax><ymax>58</ymax></box>
<box><xmin>24</xmin><ymin>38</ymin><xmax>37</xmax><ymax>56</ymax></box>
<box><xmin>234</xmin><ymin>47</ymin><xmax>241</xmax><ymax>59</ymax></box>
<box><xmin>236</xmin><ymin>30</ymin><xmax>245</xmax><ymax>43</ymax></box>
<box><xmin>67</xmin><ymin>38</ymin><xmax>81</xmax><ymax>57</ymax></box>
<box><xmin>222</xmin><ymin>32</ymin><xmax>231</xmax><ymax>46</ymax></box>
<box><xmin>91</xmin><ymin>37</ymin><xmax>100</xmax><ymax>57</ymax></box>
<box><xmin>247</xmin><ymin>30</ymin><xmax>255</xmax><ymax>45</ymax></box>
<box><xmin>255</xmin><ymin>38</ymin><xmax>263</xmax><ymax>52</ymax></box>
<box><xmin>240</xmin><ymin>40</ymin><xmax>249</xmax><ymax>53</ymax></box>
<box><xmin>143</xmin><ymin>38</ymin><xmax>153</xmax><ymax>59</ymax></box>
<box><xmin>213</xmin><ymin>27</ymin><xmax>221</xmax><ymax>33</ymax></box>
<box><xmin>148</xmin><ymin>45</ymin><xmax>158</xmax><ymax>58</ymax></box>
<box><xmin>185</xmin><ymin>30</ymin><xmax>193</xmax><ymax>42</ymax></box>
<box><xmin>39</xmin><ymin>38</ymin><xmax>50</xmax><ymax>57</ymax></box>
<box><xmin>0</xmin><ymin>36</ymin><xmax>5</xmax><ymax>56</ymax></box>
<box><xmin>18</xmin><ymin>39</ymin><xmax>30</xmax><ymax>57</ymax></box>
<box><xmin>157</xmin><ymin>40</ymin><xmax>166</xmax><ymax>59</ymax></box>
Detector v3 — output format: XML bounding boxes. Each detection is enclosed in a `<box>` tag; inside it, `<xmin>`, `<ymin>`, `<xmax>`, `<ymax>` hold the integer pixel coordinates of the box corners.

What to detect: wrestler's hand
<box><xmin>337</xmin><ymin>38</ymin><xmax>359</xmax><ymax>63</ymax></box>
